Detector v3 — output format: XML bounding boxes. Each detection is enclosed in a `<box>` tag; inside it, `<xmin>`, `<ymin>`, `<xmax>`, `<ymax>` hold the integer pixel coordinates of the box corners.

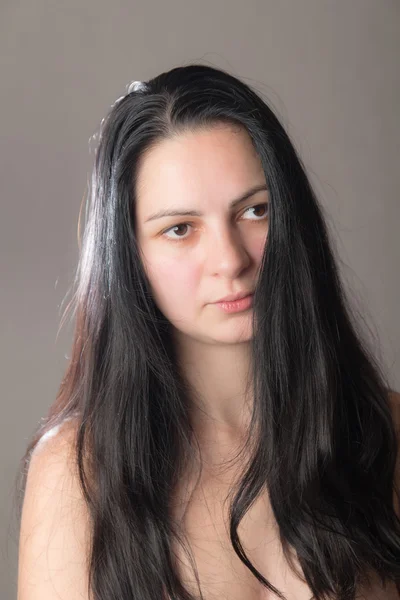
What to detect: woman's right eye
<box><xmin>162</xmin><ymin>223</ymin><xmax>193</xmax><ymax>241</ymax></box>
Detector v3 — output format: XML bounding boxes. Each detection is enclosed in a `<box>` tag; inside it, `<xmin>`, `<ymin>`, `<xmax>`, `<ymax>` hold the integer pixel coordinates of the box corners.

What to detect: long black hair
<box><xmin>15</xmin><ymin>63</ymin><xmax>400</xmax><ymax>600</ymax></box>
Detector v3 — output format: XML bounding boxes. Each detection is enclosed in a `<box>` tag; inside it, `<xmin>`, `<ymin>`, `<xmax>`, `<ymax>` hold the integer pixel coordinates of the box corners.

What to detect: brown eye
<box><xmin>162</xmin><ymin>223</ymin><xmax>192</xmax><ymax>241</ymax></box>
<box><xmin>242</xmin><ymin>203</ymin><xmax>269</xmax><ymax>220</ymax></box>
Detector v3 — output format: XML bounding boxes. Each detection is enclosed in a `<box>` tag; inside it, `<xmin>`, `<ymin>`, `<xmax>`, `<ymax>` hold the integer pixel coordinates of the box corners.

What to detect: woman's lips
<box><xmin>213</xmin><ymin>293</ymin><xmax>254</xmax><ymax>313</ymax></box>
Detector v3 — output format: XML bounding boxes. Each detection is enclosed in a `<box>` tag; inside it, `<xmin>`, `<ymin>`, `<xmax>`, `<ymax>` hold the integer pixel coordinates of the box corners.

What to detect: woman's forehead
<box><xmin>135</xmin><ymin>125</ymin><xmax>266</xmax><ymax>219</ymax></box>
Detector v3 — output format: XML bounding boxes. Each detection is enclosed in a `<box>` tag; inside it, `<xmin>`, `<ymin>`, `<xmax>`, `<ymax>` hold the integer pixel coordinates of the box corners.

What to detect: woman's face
<box><xmin>135</xmin><ymin>123</ymin><xmax>269</xmax><ymax>345</ymax></box>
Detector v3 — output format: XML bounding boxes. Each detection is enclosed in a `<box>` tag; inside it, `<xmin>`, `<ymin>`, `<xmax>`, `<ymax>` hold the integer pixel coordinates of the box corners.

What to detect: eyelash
<box><xmin>161</xmin><ymin>203</ymin><xmax>269</xmax><ymax>242</ymax></box>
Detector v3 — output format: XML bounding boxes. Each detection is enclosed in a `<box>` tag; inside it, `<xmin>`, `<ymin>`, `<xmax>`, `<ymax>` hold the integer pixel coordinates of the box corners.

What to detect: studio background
<box><xmin>1</xmin><ymin>1</ymin><xmax>399</xmax><ymax>598</ymax></box>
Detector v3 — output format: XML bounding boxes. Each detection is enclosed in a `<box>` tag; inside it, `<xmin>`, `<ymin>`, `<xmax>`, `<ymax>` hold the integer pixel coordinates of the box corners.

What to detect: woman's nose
<box><xmin>208</xmin><ymin>228</ymin><xmax>251</xmax><ymax>278</ymax></box>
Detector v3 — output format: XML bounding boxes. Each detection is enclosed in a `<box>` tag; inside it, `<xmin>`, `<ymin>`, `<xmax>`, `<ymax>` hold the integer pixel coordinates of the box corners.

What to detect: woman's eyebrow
<box><xmin>144</xmin><ymin>183</ymin><xmax>269</xmax><ymax>223</ymax></box>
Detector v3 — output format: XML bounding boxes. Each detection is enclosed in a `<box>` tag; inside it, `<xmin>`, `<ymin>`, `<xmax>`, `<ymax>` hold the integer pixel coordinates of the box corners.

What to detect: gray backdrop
<box><xmin>1</xmin><ymin>1</ymin><xmax>399</xmax><ymax>598</ymax></box>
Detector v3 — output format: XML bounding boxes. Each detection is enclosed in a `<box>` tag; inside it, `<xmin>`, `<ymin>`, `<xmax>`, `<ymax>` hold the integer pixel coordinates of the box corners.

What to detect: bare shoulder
<box><xmin>18</xmin><ymin>417</ymin><xmax>92</xmax><ymax>600</ymax></box>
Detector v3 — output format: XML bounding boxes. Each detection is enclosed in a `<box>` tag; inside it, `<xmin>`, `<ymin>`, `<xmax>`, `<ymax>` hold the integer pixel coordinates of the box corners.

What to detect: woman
<box><xmin>16</xmin><ymin>64</ymin><xmax>400</xmax><ymax>600</ymax></box>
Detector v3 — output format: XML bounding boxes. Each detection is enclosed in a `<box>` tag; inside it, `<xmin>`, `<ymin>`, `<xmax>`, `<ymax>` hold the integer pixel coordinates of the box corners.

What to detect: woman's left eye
<box><xmin>242</xmin><ymin>203</ymin><xmax>269</xmax><ymax>220</ymax></box>
<box><xmin>161</xmin><ymin>203</ymin><xmax>269</xmax><ymax>242</ymax></box>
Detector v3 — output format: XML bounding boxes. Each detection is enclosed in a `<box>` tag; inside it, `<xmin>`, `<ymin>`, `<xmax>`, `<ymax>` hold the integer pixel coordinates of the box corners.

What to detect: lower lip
<box><xmin>214</xmin><ymin>294</ymin><xmax>254</xmax><ymax>313</ymax></box>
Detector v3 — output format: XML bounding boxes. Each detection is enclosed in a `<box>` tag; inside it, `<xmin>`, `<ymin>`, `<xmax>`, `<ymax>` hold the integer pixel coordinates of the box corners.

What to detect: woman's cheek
<box><xmin>252</xmin><ymin>229</ymin><xmax>268</xmax><ymax>262</ymax></box>
<box><xmin>148</xmin><ymin>255</ymin><xmax>200</xmax><ymax>313</ymax></box>
<box><xmin>163</xmin><ymin>258</ymin><xmax>200</xmax><ymax>298</ymax></box>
